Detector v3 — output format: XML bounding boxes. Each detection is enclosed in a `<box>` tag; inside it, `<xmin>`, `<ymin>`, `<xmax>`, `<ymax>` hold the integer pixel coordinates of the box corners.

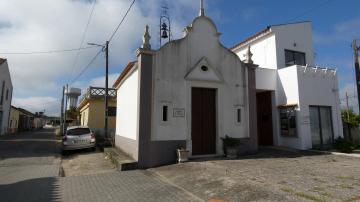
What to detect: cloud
<box><xmin>313</xmin><ymin>17</ymin><xmax>360</xmax><ymax>45</ymax></box>
<box><xmin>0</xmin><ymin>0</ymin><xmax>214</xmax><ymax>116</ymax></box>
<box><xmin>12</xmin><ymin>96</ymin><xmax>61</xmax><ymax>116</ymax></box>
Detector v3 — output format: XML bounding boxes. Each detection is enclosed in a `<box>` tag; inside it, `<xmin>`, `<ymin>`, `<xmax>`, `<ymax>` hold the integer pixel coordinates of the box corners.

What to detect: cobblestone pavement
<box><xmin>152</xmin><ymin>148</ymin><xmax>360</xmax><ymax>202</ymax></box>
<box><xmin>0</xmin><ymin>130</ymin><xmax>203</xmax><ymax>202</ymax></box>
<box><xmin>59</xmin><ymin>171</ymin><xmax>202</xmax><ymax>202</ymax></box>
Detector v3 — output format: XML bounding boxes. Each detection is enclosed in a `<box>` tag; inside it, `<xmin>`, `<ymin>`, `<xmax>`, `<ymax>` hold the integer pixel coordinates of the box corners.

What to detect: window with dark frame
<box><xmin>237</xmin><ymin>108</ymin><xmax>241</xmax><ymax>123</ymax></box>
<box><xmin>0</xmin><ymin>81</ymin><xmax>4</xmax><ymax>105</ymax></box>
<box><xmin>280</xmin><ymin>107</ymin><xmax>297</xmax><ymax>137</ymax></box>
<box><xmin>162</xmin><ymin>105</ymin><xmax>168</xmax><ymax>122</ymax></box>
<box><xmin>285</xmin><ymin>49</ymin><xmax>306</xmax><ymax>67</ymax></box>
<box><xmin>108</xmin><ymin>107</ymin><xmax>117</xmax><ymax>117</ymax></box>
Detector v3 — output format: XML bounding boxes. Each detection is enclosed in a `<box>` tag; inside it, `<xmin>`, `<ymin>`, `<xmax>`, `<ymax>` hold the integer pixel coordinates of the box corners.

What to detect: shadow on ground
<box><xmin>0</xmin><ymin>129</ymin><xmax>60</xmax><ymax>160</ymax></box>
<box><xmin>0</xmin><ymin>177</ymin><xmax>61</xmax><ymax>202</ymax></box>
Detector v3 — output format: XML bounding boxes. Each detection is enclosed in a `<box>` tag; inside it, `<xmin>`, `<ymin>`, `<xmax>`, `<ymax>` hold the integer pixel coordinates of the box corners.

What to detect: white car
<box><xmin>62</xmin><ymin>126</ymin><xmax>96</xmax><ymax>154</ymax></box>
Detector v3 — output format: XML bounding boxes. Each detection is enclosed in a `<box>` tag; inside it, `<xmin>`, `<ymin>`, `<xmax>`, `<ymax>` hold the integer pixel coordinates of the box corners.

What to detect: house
<box><xmin>0</xmin><ymin>58</ymin><xmax>13</xmax><ymax>135</ymax></box>
<box><xmin>231</xmin><ymin>21</ymin><xmax>343</xmax><ymax>150</ymax></box>
<box><xmin>33</xmin><ymin>112</ymin><xmax>46</xmax><ymax>129</ymax></box>
<box><xmin>78</xmin><ymin>86</ymin><xmax>117</xmax><ymax>135</ymax></box>
<box><xmin>17</xmin><ymin>108</ymin><xmax>34</xmax><ymax>131</ymax></box>
<box><xmin>113</xmin><ymin>3</ymin><xmax>257</xmax><ymax>168</ymax></box>
<box><xmin>8</xmin><ymin>106</ymin><xmax>20</xmax><ymax>134</ymax></box>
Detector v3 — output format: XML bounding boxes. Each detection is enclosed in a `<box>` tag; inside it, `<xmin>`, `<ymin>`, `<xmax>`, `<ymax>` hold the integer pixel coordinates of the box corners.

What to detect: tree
<box><xmin>341</xmin><ymin>109</ymin><xmax>360</xmax><ymax>128</ymax></box>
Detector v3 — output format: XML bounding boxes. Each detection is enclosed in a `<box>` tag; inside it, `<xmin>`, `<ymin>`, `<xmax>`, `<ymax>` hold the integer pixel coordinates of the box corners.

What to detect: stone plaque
<box><xmin>173</xmin><ymin>108</ymin><xmax>185</xmax><ymax>117</ymax></box>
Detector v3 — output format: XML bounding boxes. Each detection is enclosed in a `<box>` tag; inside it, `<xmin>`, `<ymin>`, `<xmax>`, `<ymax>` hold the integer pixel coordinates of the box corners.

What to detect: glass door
<box><xmin>309</xmin><ymin>106</ymin><xmax>334</xmax><ymax>149</ymax></box>
<box><xmin>310</xmin><ymin>107</ymin><xmax>321</xmax><ymax>147</ymax></box>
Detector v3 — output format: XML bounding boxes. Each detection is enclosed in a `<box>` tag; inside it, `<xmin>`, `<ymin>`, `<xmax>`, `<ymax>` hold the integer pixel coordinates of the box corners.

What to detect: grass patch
<box><xmin>311</xmin><ymin>186</ymin><xmax>332</xmax><ymax>198</ymax></box>
<box><xmin>338</xmin><ymin>184</ymin><xmax>355</xmax><ymax>189</ymax></box>
<box><xmin>343</xmin><ymin>195</ymin><xmax>360</xmax><ymax>202</ymax></box>
<box><xmin>336</xmin><ymin>176</ymin><xmax>355</xmax><ymax>180</ymax></box>
<box><xmin>281</xmin><ymin>187</ymin><xmax>326</xmax><ymax>202</ymax></box>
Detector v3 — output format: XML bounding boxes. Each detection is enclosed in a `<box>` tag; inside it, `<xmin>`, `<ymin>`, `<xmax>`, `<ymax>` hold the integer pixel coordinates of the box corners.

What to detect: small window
<box><xmin>5</xmin><ymin>89</ymin><xmax>9</xmax><ymax>101</ymax></box>
<box><xmin>201</xmin><ymin>65</ymin><xmax>208</xmax><ymax>72</ymax></box>
<box><xmin>279</xmin><ymin>107</ymin><xmax>297</xmax><ymax>137</ymax></box>
<box><xmin>162</xmin><ymin>106</ymin><xmax>168</xmax><ymax>122</ymax></box>
<box><xmin>237</xmin><ymin>108</ymin><xmax>241</xmax><ymax>123</ymax></box>
<box><xmin>285</xmin><ymin>49</ymin><xmax>306</xmax><ymax>67</ymax></box>
<box><xmin>108</xmin><ymin>107</ymin><xmax>117</xmax><ymax>117</ymax></box>
<box><xmin>0</xmin><ymin>81</ymin><xmax>4</xmax><ymax>105</ymax></box>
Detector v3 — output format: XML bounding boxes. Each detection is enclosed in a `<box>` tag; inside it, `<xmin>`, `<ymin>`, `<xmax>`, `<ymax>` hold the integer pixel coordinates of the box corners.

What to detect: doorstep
<box><xmin>104</xmin><ymin>147</ymin><xmax>138</xmax><ymax>171</ymax></box>
<box><xmin>189</xmin><ymin>154</ymin><xmax>224</xmax><ymax>160</ymax></box>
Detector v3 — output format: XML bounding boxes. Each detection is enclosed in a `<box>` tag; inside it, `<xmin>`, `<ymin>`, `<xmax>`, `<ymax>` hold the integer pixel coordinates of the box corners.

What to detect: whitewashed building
<box><xmin>232</xmin><ymin>21</ymin><xmax>343</xmax><ymax>150</ymax></box>
<box><xmin>113</xmin><ymin>3</ymin><xmax>258</xmax><ymax>168</ymax></box>
<box><xmin>0</xmin><ymin>58</ymin><xmax>13</xmax><ymax>135</ymax></box>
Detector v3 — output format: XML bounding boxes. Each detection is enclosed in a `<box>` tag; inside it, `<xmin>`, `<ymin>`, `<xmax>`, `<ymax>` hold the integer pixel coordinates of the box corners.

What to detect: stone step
<box><xmin>104</xmin><ymin>147</ymin><xmax>138</xmax><ymax>171</ymax></box>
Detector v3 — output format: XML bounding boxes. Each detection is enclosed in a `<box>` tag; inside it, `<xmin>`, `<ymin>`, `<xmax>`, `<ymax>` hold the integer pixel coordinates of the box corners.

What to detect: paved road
<box><xmin>0</xmin><ymin>129</ymin><xmax>202</xmax><ymax>202</ymax></box>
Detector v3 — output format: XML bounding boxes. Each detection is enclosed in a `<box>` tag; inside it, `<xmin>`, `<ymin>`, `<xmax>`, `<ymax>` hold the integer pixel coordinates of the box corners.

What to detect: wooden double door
<box><xmin>257</xmin><ymin>91</ymin><xmax>274</xmax><ymax>146</ymax></box>
<box><xmin>191</xmin><ymin>88</ymin><xmax>216</xmax><ymax>155</ymax></box>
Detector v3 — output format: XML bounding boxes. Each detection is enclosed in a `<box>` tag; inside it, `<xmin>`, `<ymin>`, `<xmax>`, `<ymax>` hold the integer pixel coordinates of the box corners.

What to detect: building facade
<box><xmin>0</xmin><ymin>58</ymin><xmax>13</xmax><ymax>135</ymax></box>
<box><xmin>78</xmin><ymin>86</ymin><xmax>117</xmax><ymax>135</ymax></box>
<box><xmin>17</xmin><ymin>108</ymin><xmax>34</xmax><ymax>131</ymax></box>
<box><xmin>8</xmin><ymin>106</ymin><xmax>20</xmax><ymax>134</ymax></box>
<box><xmin>232</xmin><ymin>21</ymin><xmax>343</xmax><ymax>150</ymax></box>
<box><xmin>113</xmin><ymin>7</ymin><xmax>257</xmax><ymax>168</ymax></box>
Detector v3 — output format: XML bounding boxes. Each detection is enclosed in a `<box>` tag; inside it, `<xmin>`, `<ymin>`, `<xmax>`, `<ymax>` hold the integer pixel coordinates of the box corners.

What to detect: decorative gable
<box><xmin>185</xmin><ymin>57</ymin><xmax>223</xmax><ymax>82</ymax></box>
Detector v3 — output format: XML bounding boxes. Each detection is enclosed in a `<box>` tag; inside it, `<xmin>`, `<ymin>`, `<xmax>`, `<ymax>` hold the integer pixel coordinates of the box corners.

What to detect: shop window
<box><xmin>279</xmin><ymin>106</ymin><xmax>297</xmax><ymax>137</ymax></box>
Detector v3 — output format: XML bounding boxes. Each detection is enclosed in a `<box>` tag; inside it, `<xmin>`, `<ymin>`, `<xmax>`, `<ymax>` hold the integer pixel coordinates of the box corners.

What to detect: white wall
<box><xmin>272</xmin><ymin>22</ymin><xmax>314</xmax><ymax>69</ymax></box>
<box><xmin>236</xmin><ymin>34</ymin><xmax>278</xmax><ymax>69</ymax></box>
<box><xmin>276</xmin><ymin>66</ymin><xmax>303</xmax><ymax>149</ymax></box>
<box><xmin>256</xmin><ymin>68</ymin><xmax>277</xmax><ymax>90</ymax></box>
<box><xmin>0</xmin><ymin>60</ymin><xmax>13</xmax><ymax>135</ymax></box>
<box><xmin>296</xmin><ymin>66</ymin><xmax>343</xmax><ymax>149</ymax></box>
<box><xmin>116</xmin><ymin>68</ymin><xmax>139</xmax><ymax>140</ymax></box>
<box><xmin>151</xmin><ymin>16</ymin><xmax>249</xmax><ymax>155</ymax></box>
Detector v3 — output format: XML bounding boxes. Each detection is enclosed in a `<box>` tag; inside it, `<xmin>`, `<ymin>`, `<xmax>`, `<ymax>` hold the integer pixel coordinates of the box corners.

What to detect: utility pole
<box><xmin>345</xmin><ymin>92</ymin><xmax>352</xmax><ymax>140</ymax></box>
<box><xmin>64</xmin><ymin>84</ymin><xmax>68</xmax><ymax>133</ymax></box>
<box><xmin>352</xmin><ymin>39</ymin><xmax>360</xmax><ymax>114</ymax></box>
<box><xmin>60</xmin><ymin>86</ymin><xmax>65</xmax><ymax>135</ymax></box>
<box><xmin>104</xmin><ymin>41</ymin><xmax>109</xmax><ymax>143</ymax></box>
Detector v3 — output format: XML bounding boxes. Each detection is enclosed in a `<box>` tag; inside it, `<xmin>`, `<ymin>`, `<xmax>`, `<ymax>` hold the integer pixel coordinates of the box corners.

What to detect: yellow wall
<box><xmin>79</xmin><ymin>99</ymin><xmax>116</xmax><ymax>131</ymax></box>
<box><xmin>80</xmin><ymin>103</ymin><xmax>90</xmax><ymax>127</ymax></box>
<box><xmin>8</xmin><ymin>107</ymin><xmax>20</xmax><ymax>133</ymax></box>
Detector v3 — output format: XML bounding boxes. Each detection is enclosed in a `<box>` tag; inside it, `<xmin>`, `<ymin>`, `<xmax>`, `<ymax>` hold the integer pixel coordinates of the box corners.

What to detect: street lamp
<box><xmin>88</xmin><ymin>41</ymin><xmax>109</xmax><ymax>145</ymax></box>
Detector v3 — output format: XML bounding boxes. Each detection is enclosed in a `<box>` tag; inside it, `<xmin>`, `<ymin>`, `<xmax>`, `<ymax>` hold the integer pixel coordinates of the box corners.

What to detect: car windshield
<box><xmin>67</xmin><ymin>128</ymin><xmax>91</xmax><ymax>136</ymax></box>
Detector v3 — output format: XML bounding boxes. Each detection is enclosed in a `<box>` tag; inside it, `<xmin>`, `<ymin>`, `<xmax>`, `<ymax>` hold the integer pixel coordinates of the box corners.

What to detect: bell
<box><xmin>161</xmin><ymin>22</ymin><xmax>168</xmax><ymax>30</ymax></box>
<box><xmin>161</xmin><ymin>30</ymin><xmax>168</xmax><ymax>39</ymax></box>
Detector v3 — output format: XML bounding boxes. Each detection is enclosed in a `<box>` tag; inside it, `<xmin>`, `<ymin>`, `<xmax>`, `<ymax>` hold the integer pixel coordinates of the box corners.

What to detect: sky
<box><xmin>0</xmin><ymin>0</ymin><xmax>359</xmax><ymax>116</ymax></box>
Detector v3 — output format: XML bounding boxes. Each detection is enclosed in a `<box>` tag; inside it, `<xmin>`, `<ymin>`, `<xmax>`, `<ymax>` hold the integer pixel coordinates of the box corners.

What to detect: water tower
<box><xmin>65</xmin><ymin>87</ymin><xmax>81</xmax><ymax>110</ymax></box>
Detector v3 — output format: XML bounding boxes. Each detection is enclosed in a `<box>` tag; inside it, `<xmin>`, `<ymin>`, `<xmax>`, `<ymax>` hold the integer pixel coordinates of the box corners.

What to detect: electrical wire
<box><xmin>69</xmin><ymin>0</ymin><xmax>97</xmax><ymax>83</ymax></box>
<box><xmin>108</xmin><ymin>0</ymin><xmax>136</xmax><ymax>42</ymax></box>
<box><xmin>0</xmin><ymin>46</ymin><xmax>97</xmax><ymax>55</ymax></box>
<box><xmin>69</xmin><ymin>49</ymin><xmax>103</xmax><ymax>85</ymax></box>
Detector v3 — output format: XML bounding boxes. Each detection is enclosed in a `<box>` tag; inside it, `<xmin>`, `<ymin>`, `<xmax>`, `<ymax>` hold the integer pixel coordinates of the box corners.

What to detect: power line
<box><xmin>69</xmin><ymin>0</ymin><xmax>97</xmax><ymax>83</ymax></box>
<box><xmin>108</xmin><ymin>0</ymin><xmax>136</xmax><ymax>42</ymax></box>
<box><xmin>0</xmin><ymin>46</ymin><xmax>97</xmax><ymax>55</ymax></box>
<box><xmin>69</xmin><ymin>49</ymin><xmax>103</xmax><ymax>85</ymax></box>
<box><xmin>288</xmin><ymin>0</ymin><xmax>333</xmax><ymax>22</ymax></box>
